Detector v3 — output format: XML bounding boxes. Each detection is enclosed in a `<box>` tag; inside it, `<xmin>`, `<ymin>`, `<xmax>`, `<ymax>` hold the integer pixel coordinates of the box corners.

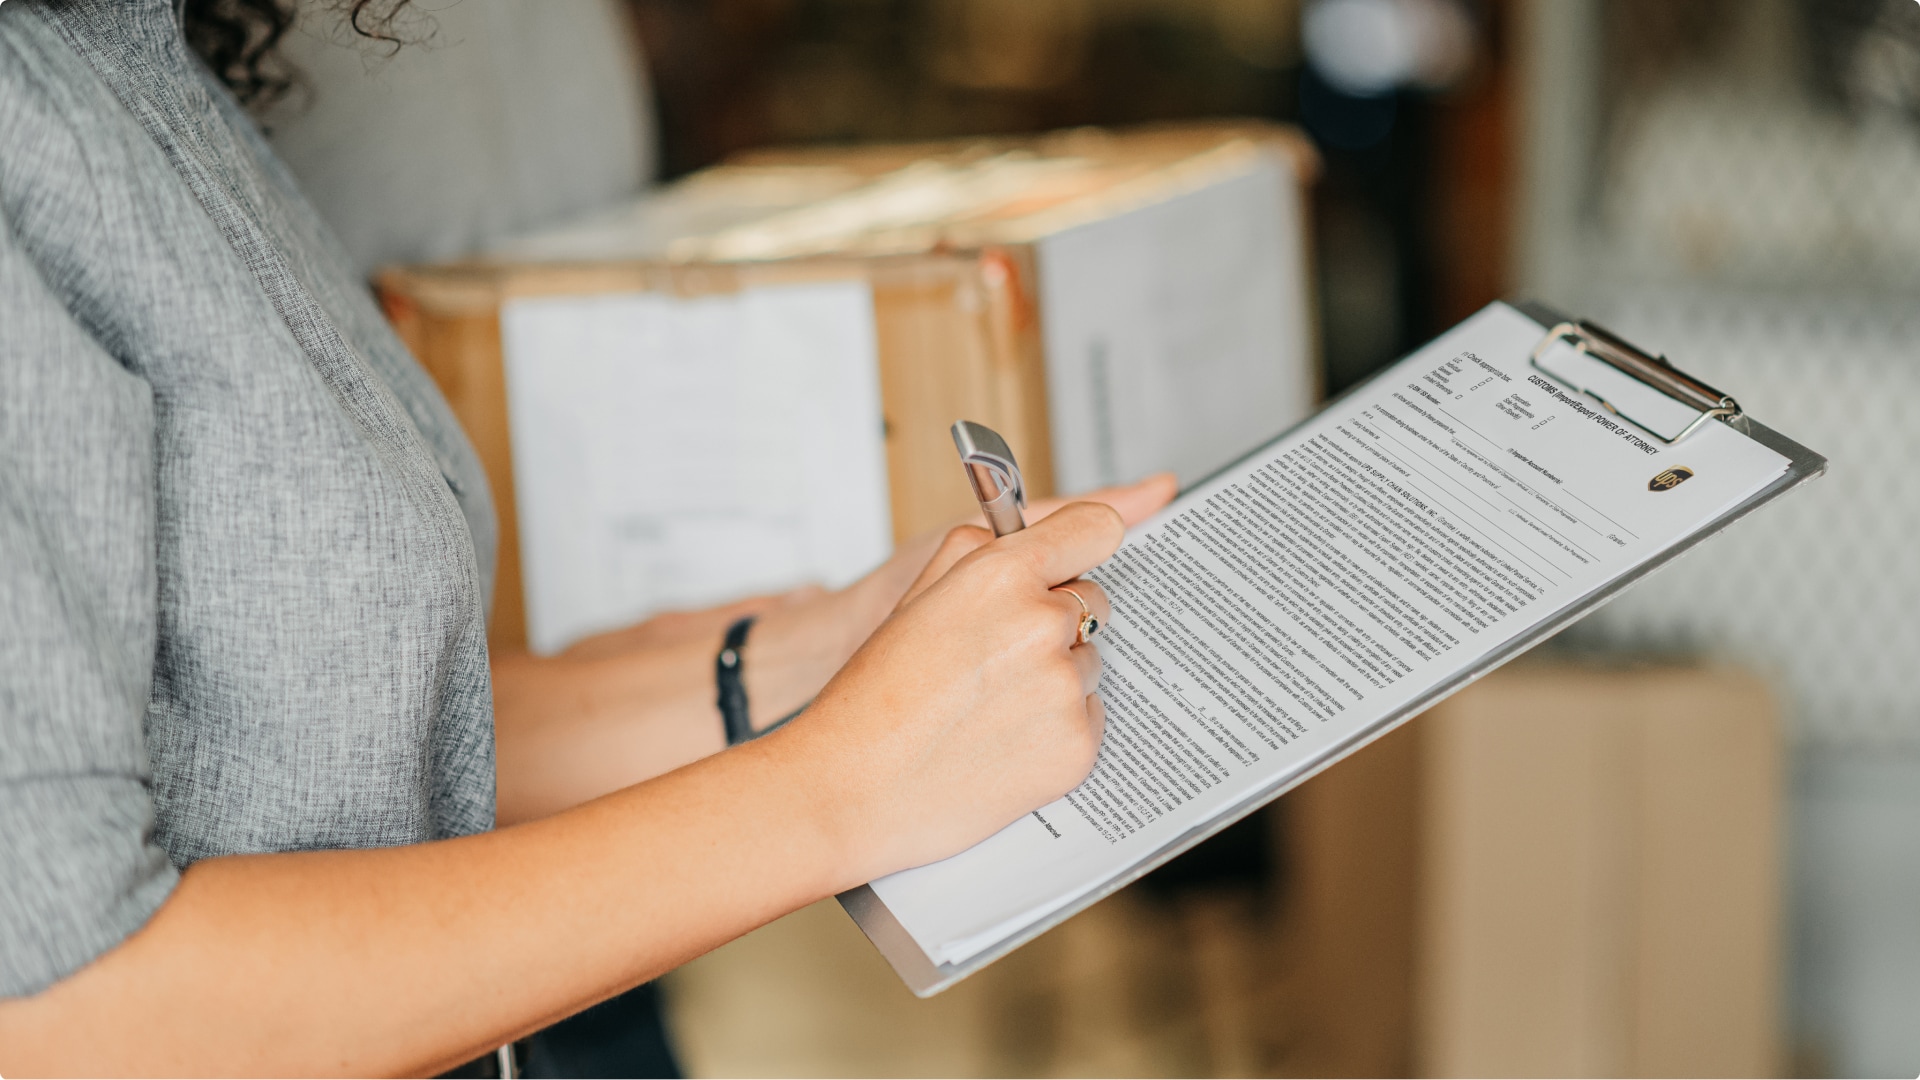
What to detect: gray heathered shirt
<box><xmin>0</xmin><ymin>0</ymin><xmax>499</xmax><ymax>996</ymax></box>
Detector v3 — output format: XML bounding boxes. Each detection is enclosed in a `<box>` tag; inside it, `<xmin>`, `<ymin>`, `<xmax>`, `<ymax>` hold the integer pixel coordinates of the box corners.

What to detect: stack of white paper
<box><xmin>867</xmin><ymin>302</ymin><xmax>1794</xmax><ymax>968</ymax></box>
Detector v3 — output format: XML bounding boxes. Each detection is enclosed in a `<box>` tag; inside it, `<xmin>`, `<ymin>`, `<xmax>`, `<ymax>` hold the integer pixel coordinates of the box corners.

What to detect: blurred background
<box><xmin>271</xmin><ymin>0</ymin><xmax>1920</xmax><ymax>1075</ymax></box>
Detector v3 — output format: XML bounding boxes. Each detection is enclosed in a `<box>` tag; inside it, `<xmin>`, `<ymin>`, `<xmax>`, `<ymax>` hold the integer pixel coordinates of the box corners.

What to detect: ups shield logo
<box><xmin>1649</xmin><ymin>466</ymin><xmax>1694</xmax><ymax>492</ymax></box>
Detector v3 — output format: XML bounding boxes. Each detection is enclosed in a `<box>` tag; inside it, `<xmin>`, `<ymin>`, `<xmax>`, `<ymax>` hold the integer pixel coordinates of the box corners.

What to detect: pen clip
<box><xmin>952</xmin><ymin>420</ymin><xmax>1027</xmax><ymax>536</ymax></box>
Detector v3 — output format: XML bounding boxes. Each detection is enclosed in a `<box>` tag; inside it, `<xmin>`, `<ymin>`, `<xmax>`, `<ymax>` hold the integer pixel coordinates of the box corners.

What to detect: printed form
<box><xmin>867</xmin><ymin>301</ymin><xmax>1792</xmax><ymax>966</ymax></box>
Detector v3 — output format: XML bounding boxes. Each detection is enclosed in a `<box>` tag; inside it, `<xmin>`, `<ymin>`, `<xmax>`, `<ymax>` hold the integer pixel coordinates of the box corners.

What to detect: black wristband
<box><xmin>716</xmin><ymin>616</ymin><xmax>809</xmax><ymax>746</ymax></box>
<box><xmin>716</xmin><ymin>616</ymin><xmax>757</xmax><ymax>746</ymax></box>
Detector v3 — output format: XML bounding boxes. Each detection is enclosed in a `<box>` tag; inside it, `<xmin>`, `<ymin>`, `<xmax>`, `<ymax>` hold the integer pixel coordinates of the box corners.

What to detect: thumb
<box><xmin>898</xmin><ymin>525</ymin><xmax>993</xmax><ymax>610</ymax></box>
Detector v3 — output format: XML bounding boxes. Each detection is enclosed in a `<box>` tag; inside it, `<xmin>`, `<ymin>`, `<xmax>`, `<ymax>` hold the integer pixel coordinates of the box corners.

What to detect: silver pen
<box><xmin>951</xmin><ymin>420</ymin><xmax>1027</xmax><ymax>537</ymax></box>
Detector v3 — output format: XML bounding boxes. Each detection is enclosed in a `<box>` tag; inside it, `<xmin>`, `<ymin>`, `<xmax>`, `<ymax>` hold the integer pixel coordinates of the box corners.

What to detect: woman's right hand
<box><xmin>766</xmin><ymin>501</ymin><xmax>1124</xmax><ymax>886</ymax></box>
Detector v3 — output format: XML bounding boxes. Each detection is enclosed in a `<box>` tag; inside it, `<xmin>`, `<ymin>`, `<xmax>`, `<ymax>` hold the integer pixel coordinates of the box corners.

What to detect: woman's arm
<box><xmin>2</xmin><ymin>742</ymin><xmax>846</xmax><ymax>1078</ymax></box>
<box><xmin>0</xmin><ymin>504</ymin><xmax>1123</xmax><ymax>1078</ymax></box>
<box><xmin>490</xmin><ymin>474</ymin><xmax>1177</xmax><ymax>825</ymax></box>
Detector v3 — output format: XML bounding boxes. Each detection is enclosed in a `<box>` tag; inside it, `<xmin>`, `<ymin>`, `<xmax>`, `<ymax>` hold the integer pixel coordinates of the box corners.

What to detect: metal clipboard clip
<box><xmin>1529</xmin><ymin>320</ymin><xmax>1741</xmax><ymax>445</ymax></box>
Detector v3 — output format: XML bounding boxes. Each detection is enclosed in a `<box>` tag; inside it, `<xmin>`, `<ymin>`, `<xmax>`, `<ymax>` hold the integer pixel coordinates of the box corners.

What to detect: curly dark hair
<box><xmin>181</xmin><ymin>0</ymin><xmax>415</xmax><ymax>108</ymax></box>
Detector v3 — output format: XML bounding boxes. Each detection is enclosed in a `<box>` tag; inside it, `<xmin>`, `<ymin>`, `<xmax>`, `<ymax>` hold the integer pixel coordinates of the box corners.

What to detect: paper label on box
<box><xmin>501</xmin><ymin>280</ymin><xmax>892</xmax><ymax>654</ymax></box>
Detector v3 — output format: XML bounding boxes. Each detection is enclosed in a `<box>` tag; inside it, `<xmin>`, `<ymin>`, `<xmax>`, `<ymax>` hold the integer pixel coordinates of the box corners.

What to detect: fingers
<box><xmin>1083</xmin><ymin>693</ymin><xmax>1107</xmax><ymax>761</ymax></box>
<box><xmin>1027</xmin><ymin>472</ymin><xmax>1178</xmax><ymax>528</ymax></box>
<box><xmin>560</xmin><ymin>589</ymin><xmax>791</xmax><ymax>657</ymax></box>
<box><xmin>994</xmin><ymin>501</ymin><xmax>1126</xmax><ymax>588</ymax></box>
<box><xmin>1068</xmin><ymin>641</ymin><xmax>1104</xmax><ymax>696</ymax></box>
<box><xmin>898</xmin><ymin>524</ymin><xmax>992</xmax><ymax>610</ymax></box>
<box><xmin>776</xmin><ymin>584</ymin><xmax>830</xmax><ymax>607</ymax></box>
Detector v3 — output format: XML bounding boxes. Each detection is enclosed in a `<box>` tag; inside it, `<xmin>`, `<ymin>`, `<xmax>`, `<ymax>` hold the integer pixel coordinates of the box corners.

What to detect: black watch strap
<box><xmin>716</xmin><ymin>616</ymin><xmax>809</xmax><ymax>746</ymax></box>
<box><xmin>716</xmin><ymin>616</ymin><xmax>757</xmax><ymax>746</ymax></box>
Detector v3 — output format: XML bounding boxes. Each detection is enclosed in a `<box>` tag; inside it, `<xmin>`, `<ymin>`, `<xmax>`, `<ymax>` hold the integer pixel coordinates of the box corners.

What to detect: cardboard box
<box><xmin>1274</xmin><ymin>660</ymin><xmax>1783</xmax><ymax>1077</ymax></box>
<box><xmin>1414</xmin><ymin>661</ymin><xmax>1783</xmax><ymax>1077</ymax></box>
<box><xmin>378</xmin><ymin>122</ymin><xmax>1318</xmax><ymax>652</ymax></box>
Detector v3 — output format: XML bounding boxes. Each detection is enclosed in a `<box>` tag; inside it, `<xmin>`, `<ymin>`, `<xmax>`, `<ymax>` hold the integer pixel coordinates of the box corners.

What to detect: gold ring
<box><xmin>1051</xmin><ymin>584</ymin><xmax>1100</xmax><ymax>644</ymax></box>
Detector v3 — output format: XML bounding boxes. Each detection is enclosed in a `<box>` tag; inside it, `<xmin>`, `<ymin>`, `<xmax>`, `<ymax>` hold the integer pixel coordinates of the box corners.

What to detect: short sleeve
<box><xmin>0</xmin><ymin>205</ymin><xmax>178</xmax><ymax>997</ymax></box>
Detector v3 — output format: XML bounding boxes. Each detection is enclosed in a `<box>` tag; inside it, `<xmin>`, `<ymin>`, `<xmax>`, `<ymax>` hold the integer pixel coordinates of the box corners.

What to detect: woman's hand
<box><xmin>739</xmin><ymin>472</ymin><xmax>1177</xmax><ymax>726</ymax></box>
<box><xmin>492</xmin><ymin>473</ymin><xmax>1175</xmax><ymax>824</ymax></box>
<box><xmin>846</xmin><ymin>471</ymin><xmax>1178</xmax><ymax>625</ymax></box>
<box><xmin>765</xmin><ymin>501</ymin><xmax>1124</xmax><ymax>884</ymax></box>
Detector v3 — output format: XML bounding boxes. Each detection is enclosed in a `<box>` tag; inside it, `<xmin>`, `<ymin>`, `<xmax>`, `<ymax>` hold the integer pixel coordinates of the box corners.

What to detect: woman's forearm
<box><xmin>492</xmin><ymin>631</ymin><xmax>732</xmax><ymax>825</ymax></box>
<box><xmin>491</xmin><ymin>580</ymin><xmax>900</xmax><ymax>826</ymax></box>
<box><xmin>0</xmin><ymin>736</ymin><xmax>848</xmax><ymax>1078</ymax></box>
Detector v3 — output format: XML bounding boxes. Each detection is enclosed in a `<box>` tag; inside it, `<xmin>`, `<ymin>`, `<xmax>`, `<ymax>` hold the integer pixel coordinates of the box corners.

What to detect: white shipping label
<box><xmin>501</xmin><ymin>281</ymin><xmax>892</xmax><ymax>654</ymax></box>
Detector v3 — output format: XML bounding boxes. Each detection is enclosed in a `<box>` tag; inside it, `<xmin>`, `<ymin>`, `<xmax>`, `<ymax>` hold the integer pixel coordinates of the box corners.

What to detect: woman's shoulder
<box><xmin>0</xmin><ymin>2</ymin><xmax>192</xmax><ymax>310</ymax></box>
<box><xmin>0</xmin><ymin>1</ymin><xmax>136</xmax><ymax>140</ymax></box>
<box><xmin>0</xmin><ymin>4</ymin><xmax>105</xmax><ymax>192</ymax></box>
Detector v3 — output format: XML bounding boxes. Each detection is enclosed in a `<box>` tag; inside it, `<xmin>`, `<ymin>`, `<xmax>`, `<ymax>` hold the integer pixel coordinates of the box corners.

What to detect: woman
<box><xmin>0</xmin><ymin>0</ymin><xmax>1175</xmax><ymax>1074</ymax></box>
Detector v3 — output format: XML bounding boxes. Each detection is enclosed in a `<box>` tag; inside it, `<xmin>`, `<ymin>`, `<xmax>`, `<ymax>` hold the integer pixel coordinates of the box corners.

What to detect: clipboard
<box><xmin>840</xmin><ymin>300</ymin><xmax>1827</xmax><ymax>997</ymax></box>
